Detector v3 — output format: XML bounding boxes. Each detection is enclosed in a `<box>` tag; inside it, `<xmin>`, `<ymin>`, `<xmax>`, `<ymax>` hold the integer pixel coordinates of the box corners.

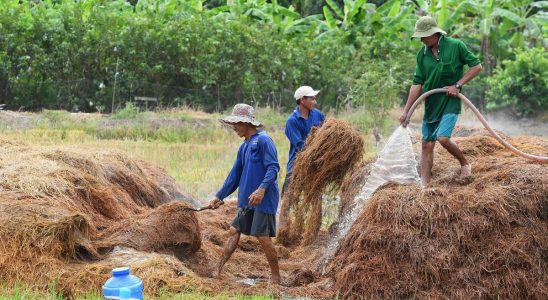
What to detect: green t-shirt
<box><xmin>412</xmin><ymin>36</ymin><xmax>481</xmax><ymax>123</ymax></box>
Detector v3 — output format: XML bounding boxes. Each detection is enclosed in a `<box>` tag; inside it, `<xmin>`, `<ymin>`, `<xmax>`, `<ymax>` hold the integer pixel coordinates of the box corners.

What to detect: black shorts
<box><xmin>231</xmin><ymin>208</ymin><xmax>276</xmax><ymax>237</ymax></box>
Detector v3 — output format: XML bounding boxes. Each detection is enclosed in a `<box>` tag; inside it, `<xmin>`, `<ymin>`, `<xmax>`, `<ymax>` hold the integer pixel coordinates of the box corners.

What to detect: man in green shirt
<box><xmin>400</xmin><ymin>16</ymin><xmax>483</xmax><ymax>186</ymax></box>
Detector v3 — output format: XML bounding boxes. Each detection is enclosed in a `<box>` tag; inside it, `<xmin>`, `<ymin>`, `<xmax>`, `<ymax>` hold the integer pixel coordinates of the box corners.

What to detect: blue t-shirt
<box><xmin>284</xmin><ymin>107</ymin><xmax>325</xmax><ymax>174</ymax></box>
<box><xmin>216</xmin><ymin>130</ymin><xmax>280</xmax><ymax>214</ymax></box>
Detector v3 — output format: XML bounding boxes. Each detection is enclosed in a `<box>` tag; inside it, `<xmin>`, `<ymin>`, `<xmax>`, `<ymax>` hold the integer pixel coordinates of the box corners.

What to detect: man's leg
<box><xmin>421</xmin><ymin>140</ymin><xmax>436</xmax><ymax>186</ymax></box>
<box><xmin>435</xmin><ymin>113</ymin><xmax>471</xmax><ymax>177</ymax></box>
<box><xmin>437</xmin><ymin>137</ymin><xmax>471</xmax><ymax>176</ymax></box>
<box><xmin>212</xmin><ymin>226</ymin><xmax>240</xmax><ymax>278</ymax></box>
<box><xmin>256</xmin><ymin>236</ymin><xmax>281</xmax><ymax>285</ymax></box>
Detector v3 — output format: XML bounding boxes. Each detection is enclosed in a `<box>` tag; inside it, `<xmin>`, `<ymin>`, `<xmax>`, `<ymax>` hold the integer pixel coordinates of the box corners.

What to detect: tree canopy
<box><xmin>0</xmin><ymin>0</ymin><xmax>546</xmax><ymax>117</ymax></box>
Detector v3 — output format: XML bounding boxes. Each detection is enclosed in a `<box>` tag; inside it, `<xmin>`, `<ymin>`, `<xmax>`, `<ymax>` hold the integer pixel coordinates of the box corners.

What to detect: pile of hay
<box><xmin>0</xmin><ymin>138</ymin><xmax>201</xmax><ymax>297</ymax></box>
<box><xmin>278</xmin><ymin>118</ymin><xmax>364</xmax><ymax>246</ymax></box>
<box><xmin>331</xmin><ymin>134</ymin><xmax>548</xmax><ymax>299</ymax></box>
<box><xmin>0</xmin><ymin>138</ymin><xmax>338</xmax><ymax>299</ymax></box>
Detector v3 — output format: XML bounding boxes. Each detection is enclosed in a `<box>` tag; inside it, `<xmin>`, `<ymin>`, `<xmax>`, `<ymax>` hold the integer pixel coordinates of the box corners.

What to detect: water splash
<box><xmin>319</xmin><ymin>126</ymin><xmax>420</xmax><ymax>273</ymax></box>
<box><xmin>237</xmin><ymin>278</ymin><xmax>258</xmax><ymax>286</ymax></box>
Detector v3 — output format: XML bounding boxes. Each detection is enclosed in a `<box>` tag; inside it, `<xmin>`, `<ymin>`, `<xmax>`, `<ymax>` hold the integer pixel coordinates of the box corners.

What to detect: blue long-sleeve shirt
<box><xmin>216</xmin><ymin>130</ymin><xmax>280</xmax><ymax>214</ymax></box>
<box><xmin>284</xmin><ymin>107</ymin><xmax>325</xmax><ymax>174</ymax></box>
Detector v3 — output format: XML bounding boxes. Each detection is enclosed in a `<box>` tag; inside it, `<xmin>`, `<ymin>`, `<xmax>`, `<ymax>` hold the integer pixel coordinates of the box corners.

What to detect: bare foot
<box><xmin>211</xmin><ymin>269</ymin><xmax>220</xmax><ymax>279</ymax></box>
<box><xmin>271</xmin><ymin>275</ymin><xmax>281</xmax><ymax>285</ymax></box>
<box><xmin>460</xmin><ymin>164</ymin><xmax>472</xmax><ymax>177</ymax></box>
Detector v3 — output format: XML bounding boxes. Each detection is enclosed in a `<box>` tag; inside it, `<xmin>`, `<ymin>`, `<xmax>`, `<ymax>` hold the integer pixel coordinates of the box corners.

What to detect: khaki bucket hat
<box><xmin>220</xmin><ymin>103</ymin><xmax>262</xmax><ymax>127</ymax></box>
<box><xmin>412</xmin><ymin>16</ymin><xmax>446</xmax><ymax>38</ymax></box>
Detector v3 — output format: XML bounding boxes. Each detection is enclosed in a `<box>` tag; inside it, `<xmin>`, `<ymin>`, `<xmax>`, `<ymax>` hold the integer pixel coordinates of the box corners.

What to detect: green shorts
<box><xmin>422</xmin><ymin>113</ymin><xmax>458</xmax><ymax>141</ymax></box>
<box><xmin>231</xmin><ymin>208</ymin><xmax>276</xmax><ymax>237</ymax></box>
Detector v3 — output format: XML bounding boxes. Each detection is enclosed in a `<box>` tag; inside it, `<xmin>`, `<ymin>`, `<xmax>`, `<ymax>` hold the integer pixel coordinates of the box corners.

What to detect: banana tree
<box><xmin>491</xmin><ymin>0</ymin><xmax>547</xmax><ymax>50</ymax></box>
<box><xmin>208</xmin><ymin>0</ymin><xmax>319</xmax><ymax>35</ymax></box>
<box><xmin>319</xmin><ymin>0</ymin><xmax>415</xmax><ymax>53</ymax></box>
<box><xmin>318</xmin><ymin>0</ymin><xmax>375</xmax><ymax>39</ymax></box>
<box><xmin>136</xmin><ymin>0</ymin><xmax>204</xmax><ymax>17</ymax></box>
<box><xmin>416</xmin><ymin>0</ymin><xmax>547</xmax><ymax>75</ymax></box>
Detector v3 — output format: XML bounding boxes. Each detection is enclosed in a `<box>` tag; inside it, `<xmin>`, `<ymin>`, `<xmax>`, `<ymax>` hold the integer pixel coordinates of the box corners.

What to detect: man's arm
<box><xmin>318</xmin><ymin>110</ymin><xmax>326</xmax><ymax>126</ymax></box>
<box><xmin>285</xmin><ymin>118</ymin><xmax>305</xmax><ymax>151</ymax></box>
<box><xmin>249</xmin><ymin>137</ymin><xmax>280</xmax><ymax>206</ymax></box>
<box><xmin>399</xmin><ymin>84</ymin><xmax>423</xmax><ymax>126</ymax></box>
<box><xmin>446</xmin><ymin>64</ymin><xmax>483</xmax><ymax>97</ymax></box>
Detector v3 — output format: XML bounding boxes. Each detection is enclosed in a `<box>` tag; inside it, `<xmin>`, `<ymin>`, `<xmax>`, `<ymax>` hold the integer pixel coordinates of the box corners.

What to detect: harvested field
<box><xmin>0</xmin><ymin>137</ymin><xmax>336</xmax><ymax>298</ymax></box>
<box><xmin>0</xmin><ymin>128</ymin><xmax>546</xmax><ymax>299</ymax></box>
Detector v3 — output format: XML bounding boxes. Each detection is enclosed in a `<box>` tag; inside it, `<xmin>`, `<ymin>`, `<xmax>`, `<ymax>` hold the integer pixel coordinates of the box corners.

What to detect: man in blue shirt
<box><xmin>209</xmin><ymin>104</ymin><xmax>281</xmax><ymax>285</ymax></box>
<box><xmin>278</xmin><ymin>86</ymin><xmax>325</xmax><ymax>235</ymax></box>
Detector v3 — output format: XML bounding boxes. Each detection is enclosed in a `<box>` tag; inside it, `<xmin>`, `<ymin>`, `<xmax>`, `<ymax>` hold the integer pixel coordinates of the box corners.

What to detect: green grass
<box><xmin>0</xmin><ymin>282</ymin><xmax>65</xmax><ymax>300</ymax></box>
<box><xmin>0</xmin><ymin>282</ymin><xmax>277</xmax><ymax>299</ymax></box>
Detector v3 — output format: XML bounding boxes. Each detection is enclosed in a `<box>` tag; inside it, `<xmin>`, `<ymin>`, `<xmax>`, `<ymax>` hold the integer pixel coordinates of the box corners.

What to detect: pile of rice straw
<box><xmin>277</xmin><ymin>118</ymin><xmax>364</xmax><ymax>246</ymax></box>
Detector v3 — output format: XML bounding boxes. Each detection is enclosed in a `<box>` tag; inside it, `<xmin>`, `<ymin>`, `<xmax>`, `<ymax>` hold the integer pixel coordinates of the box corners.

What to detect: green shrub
<box><xmin>342</xmin><ymin>46</ymin><xmax>414</xmax><ymax>132</ymax></box>
<box><xmin>112</xmin><ymin>102</ymin><xmax>141</xmax><ymax>120</ymax></box>
<box><xmin>486</xmin><ymin>48</ymin><xmax>548</xmax><ymax>117</ymax></box>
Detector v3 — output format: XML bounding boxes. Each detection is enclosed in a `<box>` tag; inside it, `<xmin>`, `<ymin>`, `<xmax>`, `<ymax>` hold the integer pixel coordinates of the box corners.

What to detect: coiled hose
<box><xmin>403</xmin><ymin>88</ymin><xmax>548</xmax><ymax>163</ymax></box>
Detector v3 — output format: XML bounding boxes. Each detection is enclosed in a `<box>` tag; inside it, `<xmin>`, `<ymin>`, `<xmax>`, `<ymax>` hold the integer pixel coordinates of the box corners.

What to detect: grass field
<box><xmin>0</xmin><ymin>106</ymin><xmax>386</xmax><ymax>200</ymax></box>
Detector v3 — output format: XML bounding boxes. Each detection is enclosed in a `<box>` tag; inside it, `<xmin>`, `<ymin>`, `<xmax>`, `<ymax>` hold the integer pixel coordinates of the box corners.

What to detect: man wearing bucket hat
<box><xmin>277</xmin><ymin>86</ymin><xmax>325</xmax><ymax>237</ymax></box>
<box><xmin>209</xmin><ymin>103</ymin><xmax>281</xmax><ymax>284</ymax></box>
<box><xmin>399</xmin><ymin>16</ymin><xmax>483</xmax><ymax>186</ymax></box>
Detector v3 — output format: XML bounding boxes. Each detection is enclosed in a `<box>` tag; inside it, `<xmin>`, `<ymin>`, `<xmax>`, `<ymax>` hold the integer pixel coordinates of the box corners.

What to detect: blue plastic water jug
<box><xmin>102</xmin><ymin>266</ymin><xmax>144</xmax><ymax>300</ymax></box>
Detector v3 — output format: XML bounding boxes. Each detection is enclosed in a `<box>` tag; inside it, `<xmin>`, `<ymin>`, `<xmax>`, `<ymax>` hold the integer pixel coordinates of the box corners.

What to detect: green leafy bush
<box><xmin>1</xmin><ymin>0</ymin><xmax>541</xmax><ymax>114</ymax></box>
<box><xmin>343</xmin><ymin>46</ymin><xmax>414</xmax><ymax>131</ymax></box>
<box><xmin>112</xmin><ymin>102</ymin><xmax>141</xmax><ymax>120</ymax></box>
<box><xmin>486</xmin><ymin>48</ymin><xmax>548</xmax><ymax>117</ymax></box>
<box><xmin>0</xmin><ymin>0</ymin><xmax>418</xmax><ymax>113</ymax></box>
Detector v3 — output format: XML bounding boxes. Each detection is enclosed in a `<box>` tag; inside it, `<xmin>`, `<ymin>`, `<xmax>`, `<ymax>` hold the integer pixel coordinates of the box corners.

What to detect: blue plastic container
<box><xmin>102</xmin><ymin>267</ymin><xmax>144</xmax><ymax>300</ymax></box>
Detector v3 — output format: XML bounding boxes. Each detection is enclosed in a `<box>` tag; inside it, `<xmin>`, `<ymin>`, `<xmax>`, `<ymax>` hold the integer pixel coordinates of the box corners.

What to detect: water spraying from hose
<box><xmin>403</xmin><ymin>88</ymin><xmax>548</xmax><ymax>163</ymax></box>
<box><xmin>319</xmin><ymin>126</ymin><xmax>420</xmax><ymax>273</ymax></box>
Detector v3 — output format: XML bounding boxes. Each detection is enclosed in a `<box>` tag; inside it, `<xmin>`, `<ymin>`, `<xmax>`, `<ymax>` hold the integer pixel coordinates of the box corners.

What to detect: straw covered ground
<box><xmin>0</xmin><ymin>138</ymin><xmax>203</xmax><ymax>297</ymax></box>
<box><xmin>1</xmin><ymin>127</ymin><xmax>546</xmax><ymax>299</ymax></box>
<box><xmin>0</xmin><ymin>137</ymin><xmax>337</xmax><ymax>298</ymax></box>
<box><xmin>331</xmin><ymin>133</ymin><xmax>548</xmax><ymax>299</ymax></box>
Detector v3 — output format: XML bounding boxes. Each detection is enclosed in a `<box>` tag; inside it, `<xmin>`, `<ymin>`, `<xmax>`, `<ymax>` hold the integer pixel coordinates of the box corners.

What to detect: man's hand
<box><xmin>399</xmin><ymin>112</ymin><xmax>408</xmax><ymax>127</ymax></box>
<box><xmin>209</xmin><ymin>197</ymin><xmax>224</xmax><ymax>209</ymax></box>
<box><xmin>445</xmin><ymin>85</ymin><xmax>460</xmax><ymax>97</ymax></box>
<box><xmin>248</xmin><ymin>187</ymin><xmax>266</xmax><ymax>206</ymax></box>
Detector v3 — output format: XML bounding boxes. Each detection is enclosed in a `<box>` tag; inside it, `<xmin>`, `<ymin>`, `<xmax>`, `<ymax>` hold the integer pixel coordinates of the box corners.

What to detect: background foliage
<box><xmin>0</xmin><ymin>0</ymin><xmax>546</xmax><ymax>118</ymax></box>
<box><xmin>486</xmin><ymin>47</ymin><xmax>547</xmax><ymax>117</ymax></box>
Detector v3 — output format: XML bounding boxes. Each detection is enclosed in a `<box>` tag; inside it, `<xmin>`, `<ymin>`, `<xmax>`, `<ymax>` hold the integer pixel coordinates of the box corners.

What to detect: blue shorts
<box><xmin>422</xmin><ymin>113</ymin><xmax>458</xmax><ymax>141</ymax></box>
